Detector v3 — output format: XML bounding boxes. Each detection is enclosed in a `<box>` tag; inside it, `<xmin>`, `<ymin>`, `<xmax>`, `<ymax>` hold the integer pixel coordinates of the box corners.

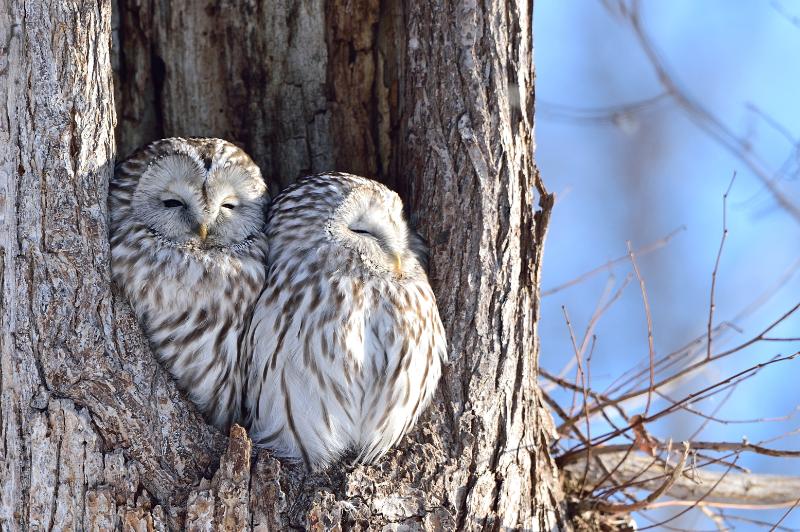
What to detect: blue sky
<box><xmin>534</xmin><ymin>2</ymin><xmax>800</xmax><ymax>529</ymax></box>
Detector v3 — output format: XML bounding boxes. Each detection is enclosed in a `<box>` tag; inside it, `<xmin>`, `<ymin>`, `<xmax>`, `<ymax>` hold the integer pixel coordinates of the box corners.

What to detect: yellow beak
<box><xmin>197</xmin><ymin>223</ymin><xmax>208</xmax><ymax>241</ymax></box>
<box><xmin>392</xmin><ymin>252</ymin><xmax>403</xmax><ymax>274</ymax></box>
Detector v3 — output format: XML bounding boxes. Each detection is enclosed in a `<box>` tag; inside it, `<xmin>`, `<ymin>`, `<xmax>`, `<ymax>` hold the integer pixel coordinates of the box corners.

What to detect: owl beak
<box><xmin>197</xmin><ymin>223</ymin><xmax>208</xmax><ymax>241</ymax></box>
<box><xmin>392</xmin><ymin>252</ymin><xmax>403</xmax><ymax>274</ymax></box>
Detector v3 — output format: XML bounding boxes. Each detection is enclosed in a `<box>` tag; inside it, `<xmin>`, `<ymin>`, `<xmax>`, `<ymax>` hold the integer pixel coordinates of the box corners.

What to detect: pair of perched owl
<box><xmin>109</xmin><ymin>137</ymin><xmax>447</xmax><ymax>469</ymax></box>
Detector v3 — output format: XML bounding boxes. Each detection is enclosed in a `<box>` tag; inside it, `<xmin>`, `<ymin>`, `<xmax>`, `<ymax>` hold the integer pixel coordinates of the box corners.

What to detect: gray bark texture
<box><xmin>1</xmin><ymin>0</ymin><xmax>565</xmax><ymax>530</ymax></box>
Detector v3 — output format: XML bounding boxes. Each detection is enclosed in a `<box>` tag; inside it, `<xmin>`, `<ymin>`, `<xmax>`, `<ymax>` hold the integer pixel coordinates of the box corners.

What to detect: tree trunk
<box><xmin>0</xmin><ymin>1</ymin><xmax>231</xmax><ymax>529</ymax></box>
<box><xmin>2</xmin><ymin>0</ymin><xmax>565</xmax><ymax>529</ymax></box>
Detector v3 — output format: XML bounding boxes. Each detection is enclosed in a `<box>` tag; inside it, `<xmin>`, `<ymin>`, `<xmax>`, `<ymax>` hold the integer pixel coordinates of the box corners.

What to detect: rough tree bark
<box><xmin>1</xmin><ymin>1</ymin><xmax>229</xmax><ymax>529</ymax></box>
<box><xmin>2</xmin><ymin>0</ymin><xmax>564</xmax><ymax>529</ymax></box>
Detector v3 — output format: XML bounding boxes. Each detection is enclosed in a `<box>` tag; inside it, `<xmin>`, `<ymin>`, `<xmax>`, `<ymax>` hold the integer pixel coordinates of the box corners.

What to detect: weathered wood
<box><xmin>113</xmin><ymin>0</ymin><xmax>336</xmax><ymax>191</ymax></box>
<box><xmin>392</xmin><ymin>3</ymin><xmax>561</xmax><ymax>528</ymax></box>
<box><xmin>565</xmin><ymin>451</ymin><xmax>800</xmax><ymax>507</ymax></box>
<box><xmin>1</xmin><ymin>1</ymin><xmax>224</xmax><ymax>529</ymax></box>
<box><xmin>2</xmin><ymin>0</ymin><xmax>564</xmax><ymax>529</ymax></box>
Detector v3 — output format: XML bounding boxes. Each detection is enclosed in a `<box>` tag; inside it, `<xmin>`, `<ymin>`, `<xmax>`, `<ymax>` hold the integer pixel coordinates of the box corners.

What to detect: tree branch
<box><xmin>564</xmin><ymin>450</ymin><xmax>800</xmax><ymax>506</ymax></box>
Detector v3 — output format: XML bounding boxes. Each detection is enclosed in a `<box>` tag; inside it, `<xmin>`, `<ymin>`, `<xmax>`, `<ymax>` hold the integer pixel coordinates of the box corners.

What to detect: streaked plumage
<box><xmin>109</xmin><ymin>137</ymin><xmax>269</xmax><ymax>429</ymax></box>
<box><xmin>243</xmin><ymin>173</ymin><xmax>447</xmax><ymax>469</ymax></box>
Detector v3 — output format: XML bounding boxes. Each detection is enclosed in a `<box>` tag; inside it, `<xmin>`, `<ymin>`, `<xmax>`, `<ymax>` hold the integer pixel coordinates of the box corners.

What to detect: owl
<box><xmin>243</xmin><ymin>173</ymin><xmax>447</xmax><ymax>469</ymax></box>
<box><xmin>109</xmin><ymin>137</ymin><xmax>269</xmax><ymax>429</ymax></box>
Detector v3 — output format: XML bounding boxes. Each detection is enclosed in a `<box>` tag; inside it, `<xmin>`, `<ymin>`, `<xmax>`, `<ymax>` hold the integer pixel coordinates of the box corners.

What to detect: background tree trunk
<box><xmin>2</xmin><ymin>0</ymin><xmax>564</xmax><ymax>529</ymax></box>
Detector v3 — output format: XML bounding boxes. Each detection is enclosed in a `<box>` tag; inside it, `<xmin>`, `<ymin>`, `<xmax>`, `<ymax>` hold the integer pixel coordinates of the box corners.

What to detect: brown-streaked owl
<box><xmin>243</xmin><ymin>173</ymin><xmax>447</xmax><ymax>469</ymax></box>
<box><xmin>109</xmin><ymin>137</ymin><xmax>269</xmax><ymax>429</ymax></box>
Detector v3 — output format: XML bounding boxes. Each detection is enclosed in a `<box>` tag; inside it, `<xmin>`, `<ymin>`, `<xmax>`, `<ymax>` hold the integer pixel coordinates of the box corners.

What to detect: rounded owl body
<box><xmin>109</xmin><ymin>138</ymin><xmax>269</xmax><ymax>429</ymax></box>
<box><xmin>244</xmin><ymin>173</ymin><xmax>447</xmax><ymax>469</ymax></box>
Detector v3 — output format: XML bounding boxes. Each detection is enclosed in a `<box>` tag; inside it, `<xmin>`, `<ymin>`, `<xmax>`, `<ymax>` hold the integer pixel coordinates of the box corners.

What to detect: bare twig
<box><xmin>731</xmin><ymin>257</ymin><xmax>800</xmax><ymax>323</ymax></box>
<box><xmin>561</xmin><ymin>439</ymin><xmax>800</xmax><ymax>465</ymax></box>
<box><xmin>562</xmin><ymin>306</ymin><xmax>583</xmax><ymax>418</ymax></box>
<box><xmin>559</xmin><ymin>352</ymin><xmax>799</xmax><ymax>457</ymax></box>
<box><xmin>540</xmin><ymin>370</ymin><xmax>634</xmax><ymax>434</ymax></box>
<box><xmin>563</xmin><ymin>305</ymin><xmax>594</xmax><ymax>493</ymax></box>
<box><xmin>624</xmin><ymin>0</ymin><xmax>800</xmax><ymax>223</ymax></box>
<box><xmin>635</xmin><ymin>512</ymin><xmax>721</xmax><ymax>532</ymax></box>
<box><xmin>542</xmin><ymin>226</ymin><xmax>684</xmax><ymax>296</ymax></box>
<box><xmin>603</xmin><ymin>289</ymin><xmax>798</xmax><ymax>408</ymax></box>
<box><xmin>589</xmin><ymin>442</ymin><xmax>690</xmax><ymax>514</ymax></box>
<box><xmin>745</xmin><ymin>102</ymin><xmax>798</xmax><ymax>147</ymax></box>
<box><xmin>645</xmin><ymin>499</ymin><xmax>798</xmax><ymax>511</ymax></box>
<box><xmin>685</xmin><ymin>385</ymin><xmax>737</xmax><ymax>441</ymax></box>
<box><xmin>707</xmin><ymin>174</ymin><xmax>737</xmax><ymax>360</ymax></box>
<box><xmin>543</xmin><ymin>274</ymin><xmax>632</xmax><ymax>391</ymax></box>
<box><xmin>538</xmin><ymin>92</ymin><xmax>670</xmax><ymax>124</ymax></box>
<box><xmin>541</xmin><ymin>389</ymin><xmax>634</xmax><ymax>498</ymax></box>
<box><xmin>719</xmin><ymin>514</ymin><xmax>795</xmax><ymax>531</ymax></box>
<box><xmin>564</xmin><ymin>452</ymin><xmax>800</xmax><ymax>522</ymax></box>
<box><xmin>557</xmin><ymin>304</ymin><xmax>800</xmax><ymax>435</ymax></box>
<box><xmin>627</xmin><ymin>241</ymin><xmax>656</xmax><ymax>416</ymax></box>
<box><xmin>602</xmin><ymin>322</ymin><xmax>733</xmax><ymax>400</ymax></box>
<box><xmin>771</xmin><ymin>496</ymin><xmax>800</xmax><ymax>532</ymax></box>
<box><xmin>689</xmin><ymin>440</ymin><xmax>800</xmax><ymax>458</ymax></box>
<box><xmin>699</xmin><ymin>505</ymin><xmax>728</xmax><ymax>532</ymax></box>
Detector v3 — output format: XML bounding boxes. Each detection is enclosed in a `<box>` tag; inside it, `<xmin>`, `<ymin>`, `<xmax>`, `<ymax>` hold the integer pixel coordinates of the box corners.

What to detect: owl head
<box><xmin>111</xmin><ymin>137</ymin><xmax>268</xmax><ymax>249</ymax></box>
<box><xmin>268</xmin><ymin>173</ymin><xmax>428</xmax><ymax>277</ymax></box>
<box><xmin>329</xmin><ymin>182</ymin><xmax>412</xmax><ymax>274</ymax></box>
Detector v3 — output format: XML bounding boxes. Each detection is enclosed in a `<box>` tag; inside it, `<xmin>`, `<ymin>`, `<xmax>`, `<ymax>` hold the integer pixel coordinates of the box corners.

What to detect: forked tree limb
<box><xmin>563</xmin><ymin>450</ymin><xmax>800</xmax><ymax>507</ymax></box>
